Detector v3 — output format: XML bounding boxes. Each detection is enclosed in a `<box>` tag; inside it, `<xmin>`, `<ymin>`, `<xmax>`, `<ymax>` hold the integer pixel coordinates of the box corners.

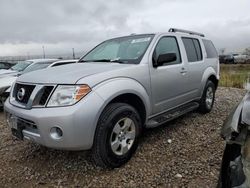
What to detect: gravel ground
<box><xmin>0</xmin><ymin>87</ymin><xmax>246</xmax><ymax>187</ymax></box>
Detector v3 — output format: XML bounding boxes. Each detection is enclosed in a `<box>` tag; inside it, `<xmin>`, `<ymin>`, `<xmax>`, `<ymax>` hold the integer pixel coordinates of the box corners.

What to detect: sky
<box><xmin>0</xmin><ymin>0</ymin><xmax>250</xmax><ymax>57</ymax></box>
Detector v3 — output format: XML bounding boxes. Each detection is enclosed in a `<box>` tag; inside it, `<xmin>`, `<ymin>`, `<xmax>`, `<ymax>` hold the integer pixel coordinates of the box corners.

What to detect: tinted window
<box><xmin>193</xmin><ymin>39</ymin><xmax>202</xmax><ymax>60</ymax></box>
<box><xmin>202</xmin><ymin>39</ymin><xmax>218</xmax><ymax>58</ymax></box>
<box><xmin>154</xmin><ymin>37</ymin><xmax>181</xmax><ymax>65</ymax></box>
<box><xmin>182</xmin><ymin>38</ymin><xmax>202</xmax><ymax>62</ymax></box>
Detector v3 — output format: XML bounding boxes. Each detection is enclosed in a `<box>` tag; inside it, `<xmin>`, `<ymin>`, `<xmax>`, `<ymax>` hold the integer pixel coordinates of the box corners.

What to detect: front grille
<box><xmin>18</xmin><ymin>117</ymin><xmax>37</xmax><ymax>130</ymax></box>
<box><xmin>14</xmin><ymin>83</ymin><xmax>35</xmax><ymax>104</ymax></box>
<box><xmin>12</xmin><ymin>83</ymin><xmax>54</xmax><ymax>107</ymax></box>
<box><xmin>38</xmin><ymin>86</ymin><xmax>54</xmax><ymax>105</ymax></box>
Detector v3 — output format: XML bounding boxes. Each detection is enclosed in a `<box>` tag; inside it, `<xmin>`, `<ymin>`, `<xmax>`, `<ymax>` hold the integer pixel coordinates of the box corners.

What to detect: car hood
<box><xmin>17</xmin><ymin>63</ymin><xmax>133</xmax><ymax>85</ymax></box>
<box><xmin>0</xmin><ymin>69</ymin><xmax>18</xmax><ymax>77</ymax></box>
<box><xmin>0</xmin><ymin>75</ymin><xmax>17</xmax><ymax>93</ymax></box>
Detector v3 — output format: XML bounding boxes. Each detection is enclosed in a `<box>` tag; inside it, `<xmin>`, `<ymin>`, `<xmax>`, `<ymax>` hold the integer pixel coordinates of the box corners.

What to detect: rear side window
<box><xmin>182</xmin><ymin>38</ymin><xmax>202</xmax><ymax>62</ymax></box>
<box><xmin>202</xmin><ymin>39</ymin><xmax>218</xmax><ymax>58</ymax></box>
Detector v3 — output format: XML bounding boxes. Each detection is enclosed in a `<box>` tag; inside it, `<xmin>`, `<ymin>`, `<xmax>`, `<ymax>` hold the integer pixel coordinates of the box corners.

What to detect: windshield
<box><xmin>22</xmin><ymin>63</ymin><xmax>51</xmax><ymax>74</ymax></box>
<box><xmin>81</xmin><ymin>34</ymin><xmax>154</xmax><ymax>64</ymax></box>
<box><xmin>10</xmin><ymin>61</ymin><xmax>31</xmax><ymax>72</ymax></box>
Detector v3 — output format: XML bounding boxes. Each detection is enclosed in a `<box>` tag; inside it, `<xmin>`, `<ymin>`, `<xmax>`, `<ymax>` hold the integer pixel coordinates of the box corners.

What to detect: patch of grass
<box><xmin>219</xmin><ymin>64</ymin><xmax>250</xmax><ymax>88</ymax></box>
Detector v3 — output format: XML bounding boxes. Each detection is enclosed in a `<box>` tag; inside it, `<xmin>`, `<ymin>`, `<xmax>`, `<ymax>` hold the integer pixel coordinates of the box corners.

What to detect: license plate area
<box><xmin>11</xmin><ymin>127</ymin><xmax>24</xmax><ymax>140</ymax></box>
<box><xmin>7</xmin><ymin>114</ymin><xmax>24</xmax><ymax>140</ymax></box>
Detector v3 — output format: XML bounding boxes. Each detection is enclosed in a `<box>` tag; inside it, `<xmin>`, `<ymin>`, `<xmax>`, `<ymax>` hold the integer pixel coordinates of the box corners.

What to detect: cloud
<box><xmin>0</xmin><ymin>0</ymin><xmax>250</xmax><ymax>56</ymax></box>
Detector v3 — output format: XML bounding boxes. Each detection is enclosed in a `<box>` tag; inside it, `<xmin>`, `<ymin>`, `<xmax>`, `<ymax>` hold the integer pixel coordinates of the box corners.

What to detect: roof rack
<box><xmin>168</xmin><ymin>28</ymin><xmax>205</xmax><ymax>37</ymax></box>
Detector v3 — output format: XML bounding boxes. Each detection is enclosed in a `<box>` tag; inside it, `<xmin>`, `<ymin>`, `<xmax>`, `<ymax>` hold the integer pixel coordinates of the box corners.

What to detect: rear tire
<box><xmin>92</xmin><ymin>103</ymin><xmax>142</xmax><ymax>168</ymax></box>
<box><xmin>198</xmin><ymin>80</ymin><xmax>215</xmax><ymax>113</ymax></box>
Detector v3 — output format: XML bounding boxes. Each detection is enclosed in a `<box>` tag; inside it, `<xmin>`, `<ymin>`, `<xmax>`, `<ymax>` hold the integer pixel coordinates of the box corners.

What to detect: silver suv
<box><xmin>4</xmin><ymin>28</ymin><xmax>219</xmax><ymax>168</ymax></box>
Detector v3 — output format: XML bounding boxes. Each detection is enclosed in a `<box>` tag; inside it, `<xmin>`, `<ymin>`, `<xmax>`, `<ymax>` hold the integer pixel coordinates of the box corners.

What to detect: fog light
<box><xmin>50</xmin><ymin>127</ymin><xmax>63</xmax><ymax>140</ymax></box>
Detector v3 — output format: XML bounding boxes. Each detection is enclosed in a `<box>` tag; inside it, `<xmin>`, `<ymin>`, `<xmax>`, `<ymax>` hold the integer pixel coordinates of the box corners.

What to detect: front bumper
<box><xmin>4</xmin><ymin>91</ymin><xmax>104</xmax><ymax>150</ymax></box>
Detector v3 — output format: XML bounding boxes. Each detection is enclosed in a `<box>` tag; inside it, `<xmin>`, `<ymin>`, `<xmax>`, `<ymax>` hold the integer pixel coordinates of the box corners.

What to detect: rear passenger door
<box><xmin>150</xmin><ymin>36</ymin><xmax>190</xmax><ymax>114</ymax></box>
<box><xmin>181</xmin><ymin>37</ymin><xmax>205</xmax><ymax>99</ymax></box>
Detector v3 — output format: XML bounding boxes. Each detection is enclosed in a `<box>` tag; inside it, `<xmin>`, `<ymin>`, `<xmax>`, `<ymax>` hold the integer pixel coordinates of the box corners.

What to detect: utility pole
<box><xmin>42</xmin><ymin>46</ymin><xmax>45</xmax><ymax>59</ymax></box>
<box><xmin>72</xmin><ymin>48</ymin><xmax>75</xmax><ymax>59</ymax></box>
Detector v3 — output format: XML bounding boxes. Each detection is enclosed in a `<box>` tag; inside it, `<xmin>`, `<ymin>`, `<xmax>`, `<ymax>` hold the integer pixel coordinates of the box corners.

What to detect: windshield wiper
<box><xmin>79</xmin><ymin>59</ymin><xmax>125</xmax><ymax>63</ymax></box>
<box><xmin>78</xmin><ymin>60</ymin><xmax>88</xmax><ymax>63</ymax></box>
<box><xmin>110</xmin><ymin>59</ymin><xmax>126</xmax><ymax>63</ymax></box>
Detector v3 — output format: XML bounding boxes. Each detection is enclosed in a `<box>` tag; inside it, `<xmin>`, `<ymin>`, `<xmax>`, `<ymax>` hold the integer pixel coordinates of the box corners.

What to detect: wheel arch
<box><xmin>200</xmin><ymin>67</ymin><xmax>219</xmax><ymax>96</ymax></box>
<box><xmin>93</xmin><ymin>78</ymin><xmax>151</xmax><ymax>127</ymax></box>
<box><xmin>107</xmin><ymin>93</ymin><xmax>147</xmax><ymax>126</ymax></box>
<box><xmin>208</xmin><ymin>74</ymin><xmax>219</xmax><ymax>90</ymax></box>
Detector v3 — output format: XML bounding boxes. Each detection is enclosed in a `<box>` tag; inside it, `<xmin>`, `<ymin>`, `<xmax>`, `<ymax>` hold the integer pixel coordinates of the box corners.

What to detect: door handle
<box><xmin>180</xmin><ymin>68</ymin><xmax>187</xmax><ymax>74</ymax></box>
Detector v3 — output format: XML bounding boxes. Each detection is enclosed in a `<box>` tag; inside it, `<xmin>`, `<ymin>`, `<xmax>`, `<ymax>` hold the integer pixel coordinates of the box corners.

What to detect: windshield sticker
<box><xmin>131</xmin><ymin>37</ymin><xmax>151</xmax><ymax>44</ymax></box>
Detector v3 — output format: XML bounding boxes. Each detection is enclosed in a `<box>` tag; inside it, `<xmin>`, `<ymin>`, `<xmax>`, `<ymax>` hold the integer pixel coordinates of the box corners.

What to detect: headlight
<box><xmin>47</xmin><ymin>85</ymin><xmax>91</xmax><ymax>107</ymax></box>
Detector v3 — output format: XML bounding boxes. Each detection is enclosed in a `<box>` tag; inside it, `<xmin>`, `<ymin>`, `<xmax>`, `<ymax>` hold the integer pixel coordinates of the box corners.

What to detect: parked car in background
<box><xmin>233</xmin><ymin>54</ymin><xmax>248</xmax><ymax>63</ymax></box>
<box><xmin>219</xmin><ymin>53</ymin><xmax>250</xmax><ymax>64</ymax></box>
<box><xmin>0</xmin><ymin>61</ymin><xmax>32</xmax><ymax>78</ymax></box>
<box><xmin>4</xmin><ymin>28</ymin><xmax>219</xmax><ymax>168</ymax></box>
<box><xmin>218</xmin><ymin>91</ymin><xmax>250</xmax><ymax>187</ymax></box>
<box><xmin>224</xmin><ymin>54</ymin><xmax>235</xmax><ymax>64</ymax></box>
<box><xmin>219</xmin><ymin>55</ymin><xmax>226</xmax><ymax>64</ymax></box>
<box><xmin>0</xmin><ymin>62</ymin><xmax>15</xmax><ymax>70</ymax></box>
<box><xmin>0</xmin><ymin>59</ymin><xmax>77</xmax><ymax>108</ymax></box>
<box><xmin>19</xmin><ymin>59</ymin><xmax>78</xmax><ymax>75</ymax></box>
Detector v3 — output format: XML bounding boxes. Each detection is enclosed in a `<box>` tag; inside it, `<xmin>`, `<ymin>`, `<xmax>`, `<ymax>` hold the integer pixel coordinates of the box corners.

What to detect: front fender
<box><xmin>92</xmin><ymin>78</ymin><xmax>151</xmax><ymax>119</ymax></box>
<box><xmin>241</xmin><ymin>92</ymin><xmax>250</xmax><ymax>126</ymax></box>
<box><xmin>0</xmin><ymin>76</ymin><xmax>16</xmax><ymax>94</ymax></box>
<box><xmin>221</xmin><ymin>93</ymin><xmax>249</xmax><ymax>141</ymax></box>
<box><xmin>221</xmin><ymin>100</ymin><xmax>244</xmax><ymax>141</ymax></box>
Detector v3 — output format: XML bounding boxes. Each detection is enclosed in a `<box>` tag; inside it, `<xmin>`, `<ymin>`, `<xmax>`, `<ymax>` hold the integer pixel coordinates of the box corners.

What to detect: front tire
<box><xmin>92</xmin><ymin>103</ymin><xmax>142</xmax><ymax>168</ymax></box>
<box><xmin>198</xmin><ymin>80</ymin><xmax>215</xmax><ymax>113</ymax></box>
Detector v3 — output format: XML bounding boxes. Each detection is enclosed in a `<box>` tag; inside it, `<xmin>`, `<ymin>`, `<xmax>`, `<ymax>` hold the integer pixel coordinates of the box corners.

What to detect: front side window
<box><xmin>182</xmin><ymin>38</ymin><xmax>202</xmax><ymax>62</ymax></box>
<box><xmin>153</xmin><ymin>36</ymin><xmax>181</xmax><ymax>66</ymax></box>
<box><xmin>81</xmin><ymin>34</ymin><xmax>154</xmax><ymax>64</ymax></box>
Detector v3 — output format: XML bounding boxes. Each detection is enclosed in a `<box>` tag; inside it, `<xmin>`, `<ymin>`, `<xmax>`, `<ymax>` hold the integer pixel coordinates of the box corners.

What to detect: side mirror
<box><xmin>156</xmin><ymin>53</ymin><xmax>177</xmax><ymax>67</ymax></box>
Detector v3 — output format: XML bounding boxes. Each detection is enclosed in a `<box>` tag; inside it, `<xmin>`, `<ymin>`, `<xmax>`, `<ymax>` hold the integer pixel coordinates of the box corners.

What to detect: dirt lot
<box><xmin>0</xmin><ymin>87</ymin><xmax>246</xmax><ymax>187</ymax></box>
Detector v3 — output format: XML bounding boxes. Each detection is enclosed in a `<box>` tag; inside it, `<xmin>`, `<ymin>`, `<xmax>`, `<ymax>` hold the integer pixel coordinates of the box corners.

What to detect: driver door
<box><xmin>150</xmin><ymin>36</ymin><xmax>189</xmax><ymax>114</ymax></box>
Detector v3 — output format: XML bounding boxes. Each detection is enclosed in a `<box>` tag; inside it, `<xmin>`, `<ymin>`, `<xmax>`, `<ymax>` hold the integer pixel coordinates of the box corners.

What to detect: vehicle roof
<box><xmin>26</xmin><ymin>59</ymin><xmax>58</xmax><ymax>64</ymax></box>
<box><xmin>115</xmin><ymin>31</ymin><xmax>209</xmax><ymax>40</ymax></box>
<box><xmin>156</xmin><ymin>32</ymin><xmax>208</xmax><ymax>39</ymax></box>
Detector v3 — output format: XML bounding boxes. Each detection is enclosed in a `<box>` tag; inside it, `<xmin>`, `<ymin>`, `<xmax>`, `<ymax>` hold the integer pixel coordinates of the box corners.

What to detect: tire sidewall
<box><xmin>204</xmin><ymin>81</ymin><xmax>215</xmax><ymax>111</ymax></box>
<box><xmin>198</xmin><ymin>80</ymin><xmax>215</xmax><ymax>113</ymax></box>
<box><xmin>97</xmin><ymin>104</ymin><xmax>141</xmax><ymax>167</ymax></box>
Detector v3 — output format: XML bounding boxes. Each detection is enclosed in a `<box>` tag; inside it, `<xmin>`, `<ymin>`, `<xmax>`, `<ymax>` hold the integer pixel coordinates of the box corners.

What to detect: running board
<box><xmin>147</xmin><ymin>102</ymin><xmax>199</xmax><ymax>128</ymax></box>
